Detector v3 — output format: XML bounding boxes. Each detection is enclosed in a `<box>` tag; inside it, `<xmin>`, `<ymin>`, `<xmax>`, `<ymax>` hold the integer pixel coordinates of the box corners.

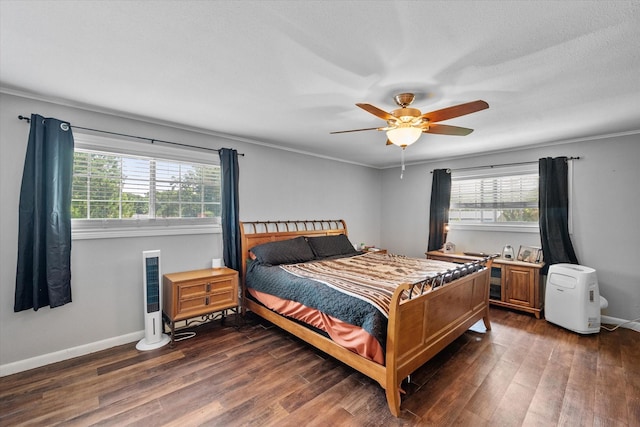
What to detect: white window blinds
<box><xmin>449</xmin><ymin>164</ymin><xmax>539</xmax><ymax>226</ymax></box>
<box><xmin>72</xmin><ymin>149</ymin><xmax>221</xmax><ymax>221</ymax></box>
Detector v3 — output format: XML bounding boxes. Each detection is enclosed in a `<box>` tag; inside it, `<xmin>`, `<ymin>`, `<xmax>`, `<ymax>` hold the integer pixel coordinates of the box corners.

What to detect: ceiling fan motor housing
<box><xmin>391</xmin><ymin>108</ymin><xmax>423</xmax><ymax>126</ymax></box>
<box><xmin>392</xmin><ymin>108</ymin><xmax>420</xmax><ymax>118</ymax></box>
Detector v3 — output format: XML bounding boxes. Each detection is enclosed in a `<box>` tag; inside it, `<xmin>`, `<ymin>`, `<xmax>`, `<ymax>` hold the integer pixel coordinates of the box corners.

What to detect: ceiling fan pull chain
<box><xmin>400</xmin><ymin>148</ymin><xmax>405</xmax><ymax>179</ymax></box>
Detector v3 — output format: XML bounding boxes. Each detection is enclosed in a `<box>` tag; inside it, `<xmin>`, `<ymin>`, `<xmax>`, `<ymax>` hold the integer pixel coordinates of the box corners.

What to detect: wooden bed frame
<box><xmin>239</xmin><ymin>219</ymin><xmax>493</xmax><ymax>417</ymax></box>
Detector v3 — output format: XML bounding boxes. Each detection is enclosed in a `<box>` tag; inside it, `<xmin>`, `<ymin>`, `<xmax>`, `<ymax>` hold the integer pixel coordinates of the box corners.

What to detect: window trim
<box><xmin>72</xmin><ymin>133</ymin><xmax>221</xmax><ymax>240</ymax></box>
<box><xmin>448</xmin><ymin>222</ymin><xmax>539</xmax><ymax>234</ymax></box>
<box><xmin>449</xmin><ymin>163</ymin><xmax>540</xmax><ymax>233</ymax></box>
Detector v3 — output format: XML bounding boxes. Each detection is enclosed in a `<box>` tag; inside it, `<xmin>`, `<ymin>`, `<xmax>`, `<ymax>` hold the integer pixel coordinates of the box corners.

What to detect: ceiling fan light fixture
<box><xmin>386</xmin><ymin>126</ymin><xmax>422</xmax><ymax>147</ymax></box>
<box><xmin>332</xmin><ymin>95</ymin><xmax>488</xmax><ymax>149</ymax></box>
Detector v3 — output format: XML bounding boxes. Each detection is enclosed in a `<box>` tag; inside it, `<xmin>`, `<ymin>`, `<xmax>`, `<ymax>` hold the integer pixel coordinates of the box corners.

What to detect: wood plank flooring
<box><xmin>1</xmin><ymin>307</ymin><xmax>639</xmax><ymax>426</ymax></box>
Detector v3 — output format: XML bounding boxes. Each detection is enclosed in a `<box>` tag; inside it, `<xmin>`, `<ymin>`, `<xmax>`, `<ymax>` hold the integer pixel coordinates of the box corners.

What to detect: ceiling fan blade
<box><xmin>356</xmin><ymin>103</ymin><xmax>396</xmax><ymax>121</ymax></box>
<box><xmin>386</xmin><ymin>139</ymin><xmax>393</xmax><ymax>145</ymax></box>
<box><xmin>330</xmin><ymin>127</ymin><xmax>381</xmax><ymax>134</ymax></box>
<box><xmin>421</xmin><ymin>100</ymin><xmax>489</xmax><ymax>123</ymax></box>
<box><xmin>424</xmin><ymin>124</ymin><xmax>474</xmax><ymax>136</ymax></box>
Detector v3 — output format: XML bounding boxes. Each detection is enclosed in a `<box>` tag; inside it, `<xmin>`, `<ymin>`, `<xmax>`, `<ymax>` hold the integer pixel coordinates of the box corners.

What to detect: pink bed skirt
<box><xmin>247</xmin><ymin>288</ymin><xmax>385</xmax><ymax>365</ymax></box>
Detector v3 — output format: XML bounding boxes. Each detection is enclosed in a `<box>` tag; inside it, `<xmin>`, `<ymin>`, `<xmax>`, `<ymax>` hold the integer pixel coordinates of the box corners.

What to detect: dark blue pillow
<box><xmin>250</xmin><ymin>236</ymin><xmax>316</xmax><ymax>265</ymax></box>
<box><xmin>307</xmin><ymin>234</ymin><xmax>357</xmax><ymax>258</ymax></box>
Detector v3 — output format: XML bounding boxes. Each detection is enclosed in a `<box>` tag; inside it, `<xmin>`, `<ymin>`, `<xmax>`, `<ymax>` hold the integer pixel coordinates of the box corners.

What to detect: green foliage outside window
<box><xmin>71</xmin><ymin>150</ymin><xmax>220</xmax><ymax>221</ymax></box>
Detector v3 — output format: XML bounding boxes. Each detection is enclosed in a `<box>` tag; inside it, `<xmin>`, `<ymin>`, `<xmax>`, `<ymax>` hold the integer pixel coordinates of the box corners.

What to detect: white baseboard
<box><xmin>601</xmin><ymin>315</ymin><xmax>640</xmax><ymax>332</ymax></box>
<box><xmin>0</xmin><ymin>330</ymin><xmax>144</xmax><ymax>377</ymax></box>
<box><xmin>2</xmin><ymin>315</ymin><xmax>636</xmax><ymax>377</ymax></box>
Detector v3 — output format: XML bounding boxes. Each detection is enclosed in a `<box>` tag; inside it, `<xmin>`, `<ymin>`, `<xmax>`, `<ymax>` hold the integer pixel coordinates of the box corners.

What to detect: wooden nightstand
<box><xmin>162</xmin><ymin>267</ymin><xmax>239</xmax><ymax>344</ymax></box>
<box><xmin>364</xmin><ymin>248</ymin><xmax>387</xmax><ymax>255</ymax></box>
<box><xmin>426</xmin><ymin>251</ymin><xmax>544</xmax><ymax>318</ymax></box>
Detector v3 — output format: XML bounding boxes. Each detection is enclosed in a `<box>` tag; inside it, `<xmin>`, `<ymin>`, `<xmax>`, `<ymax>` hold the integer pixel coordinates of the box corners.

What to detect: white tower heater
<box><xmin>136</xmin><ymin>250</ymin><xmax>170</xmax><ymax>351</ymax></box>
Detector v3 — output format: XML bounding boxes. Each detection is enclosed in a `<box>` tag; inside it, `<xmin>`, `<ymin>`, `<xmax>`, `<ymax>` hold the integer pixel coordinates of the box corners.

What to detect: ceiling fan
<box><xmin>331</xmin><ymin>93</ymin><xmax>489</xmax><ymax>148</ymax></box>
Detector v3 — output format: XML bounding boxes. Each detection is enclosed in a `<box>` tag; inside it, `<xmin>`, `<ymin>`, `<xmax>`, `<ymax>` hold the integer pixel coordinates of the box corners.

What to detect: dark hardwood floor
<box><xmin>1</xmin><ymin>307</ymin><xmax>639</xmax><ymax>426</ymax></box>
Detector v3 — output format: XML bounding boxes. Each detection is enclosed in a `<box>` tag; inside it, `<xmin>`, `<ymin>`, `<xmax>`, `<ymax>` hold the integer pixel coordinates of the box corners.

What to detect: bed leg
<box><xmin>483</xmin><ymin>313</ymin><xmax>492</xmax><ymax>331</ymax></box>
<box><xmin>385</xmin><ymin>386</ymin><xmax>401</xmax><ymax>417</ymax></box>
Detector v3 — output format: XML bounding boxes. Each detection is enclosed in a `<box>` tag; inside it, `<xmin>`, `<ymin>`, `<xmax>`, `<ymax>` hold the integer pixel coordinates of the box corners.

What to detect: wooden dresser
<box><xmin>162</xmin><ymin>267</ymin><xmax>239</xmax><ymax>343</ymax></box>
<box><xmin>426</xmin><ymin>251</ymin><xmax>544</xmax><ymax>318</ymax></box>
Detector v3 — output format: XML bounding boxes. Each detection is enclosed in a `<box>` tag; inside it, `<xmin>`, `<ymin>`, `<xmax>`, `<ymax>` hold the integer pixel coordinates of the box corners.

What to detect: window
<box><xmin>449</xmin><ymin>164</ymin><xmax>539</xmax><ymax>231</ymax></box>
<box><xmin>71</xmin><ymin>133</ymin><xmax>221</xmax><ymax>239</ymax></box>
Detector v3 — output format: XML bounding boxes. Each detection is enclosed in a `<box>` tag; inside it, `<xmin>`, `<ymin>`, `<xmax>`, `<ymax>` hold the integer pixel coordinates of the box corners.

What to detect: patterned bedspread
<box><xmin>246</xmin><ymin>253</ymin><xmax>457</xmax><ymax>347</ymax></box>
<box><xmin>281</xmin><ymin>252</ymin><xmax>455</xmax><ymax>318</ymax></box>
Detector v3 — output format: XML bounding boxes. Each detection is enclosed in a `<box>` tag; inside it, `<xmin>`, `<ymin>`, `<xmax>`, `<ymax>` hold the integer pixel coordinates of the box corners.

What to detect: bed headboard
<box><xmin>239</xmin><ymin>219</ymin><xmax>347</xmax><ymax>280</ymax></box>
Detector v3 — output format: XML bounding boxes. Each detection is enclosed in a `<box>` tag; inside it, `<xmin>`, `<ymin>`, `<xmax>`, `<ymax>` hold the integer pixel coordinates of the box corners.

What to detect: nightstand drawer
<box><xmin>178</xmin><ymin>282</ymin><xmax>208</xmax><ymax>299</ymax></box>
<box><xmin>179</xmin><ymin>295</ymin><xmax>208</xmax><ymax>313</ymax></box>
<box><xmin>208</xmin><ymin>285</ymin><xmax>235</xmax><ymax>305</ymax></box>
<box><xmin>177</xmin><ymin>277</ymin><xmax>234</xmax><ymax>299</ymax></box>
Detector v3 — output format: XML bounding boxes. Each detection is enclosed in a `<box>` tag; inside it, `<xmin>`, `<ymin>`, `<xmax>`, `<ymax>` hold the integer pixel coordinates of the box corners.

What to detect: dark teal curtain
<box><xmin>427</xmin><ymin>169</ymin><xmax>451</xmax><ymax>251</ymax></box>
<box><xmin>539</xmin><ymin>157</ymin><xmax>579</xmax><ymax>274</ymax></box>
<box><xmin>15</xmin><ymin>114</ymin><xmax>75</xmax><ymax>311</ymax></box>
<box><xmin>219</xmin><ymin>148</ymin><xmax>241</xmax><ymax>273</ymax></box>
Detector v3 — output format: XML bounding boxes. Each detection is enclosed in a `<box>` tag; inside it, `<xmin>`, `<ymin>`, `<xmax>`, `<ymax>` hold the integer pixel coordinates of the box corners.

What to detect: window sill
<box><xmin>449</xmin><ymin>223</ymin><xmax>539</xmax><ymax>234</ymax></box>
<box><xmin>72</xmin><ymin>224</ymin><xmax>221</xmax><ymax>240</ymax></box>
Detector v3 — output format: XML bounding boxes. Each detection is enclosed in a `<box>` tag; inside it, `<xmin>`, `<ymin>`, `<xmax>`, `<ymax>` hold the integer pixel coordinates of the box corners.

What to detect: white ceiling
<box><xmin>1</xmin><ymin>1</ymin><xmax>639</xmax><ymax>168</ymax></box>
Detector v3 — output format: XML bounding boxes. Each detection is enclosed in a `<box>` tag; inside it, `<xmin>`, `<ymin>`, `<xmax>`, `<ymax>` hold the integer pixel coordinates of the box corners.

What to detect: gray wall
<box><xmin>2</xmin><ymin>90</ymin><xmax>638</xmax><ymax>373</ymax></box>
<box><xmin>0</xmin><ymin>93</ymin><xmax>381</xmax><ymax>370</ymax></box>
<box><xmin>381</xmin><ymin>133</ymin><xmax>640</xmax><ymax>321</ymax></box>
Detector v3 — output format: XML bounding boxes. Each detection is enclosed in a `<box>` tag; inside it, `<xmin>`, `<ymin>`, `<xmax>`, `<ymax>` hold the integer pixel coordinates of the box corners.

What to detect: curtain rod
<box><xmin>430</xmin><ymin>157</ymin><xmax>580</xmax><ymax>173</ymax></box>
<box><xmin>17</xmin><ymin>115</ymin><xmax>245</xmax><ymax>156</ymax></box>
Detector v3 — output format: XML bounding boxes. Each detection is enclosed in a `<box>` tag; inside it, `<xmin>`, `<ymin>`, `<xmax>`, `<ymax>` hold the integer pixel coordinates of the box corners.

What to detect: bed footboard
<box><xmin>384</xmin><ymin>258</ymin><xmax>493</xmax><ymax>416</ymax></box>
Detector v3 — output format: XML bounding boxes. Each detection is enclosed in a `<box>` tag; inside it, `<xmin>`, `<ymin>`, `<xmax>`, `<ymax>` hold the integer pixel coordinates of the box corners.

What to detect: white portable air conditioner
<box><xmin>136</xmin><ymin>250</ymin><xmax>171</xmax><ymax>351</ymax></box>
<box><xmin>545</xmin><ymin>264</ymin><xmax>601</xmax><ymax>334</ymax></box>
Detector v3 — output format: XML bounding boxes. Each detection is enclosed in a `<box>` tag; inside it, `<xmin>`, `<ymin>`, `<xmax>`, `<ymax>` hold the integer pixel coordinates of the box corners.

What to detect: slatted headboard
<box><xmin>239</xmin><ymin>219</ymin><xmax>347</xmax><ymax>281</ymax></box>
